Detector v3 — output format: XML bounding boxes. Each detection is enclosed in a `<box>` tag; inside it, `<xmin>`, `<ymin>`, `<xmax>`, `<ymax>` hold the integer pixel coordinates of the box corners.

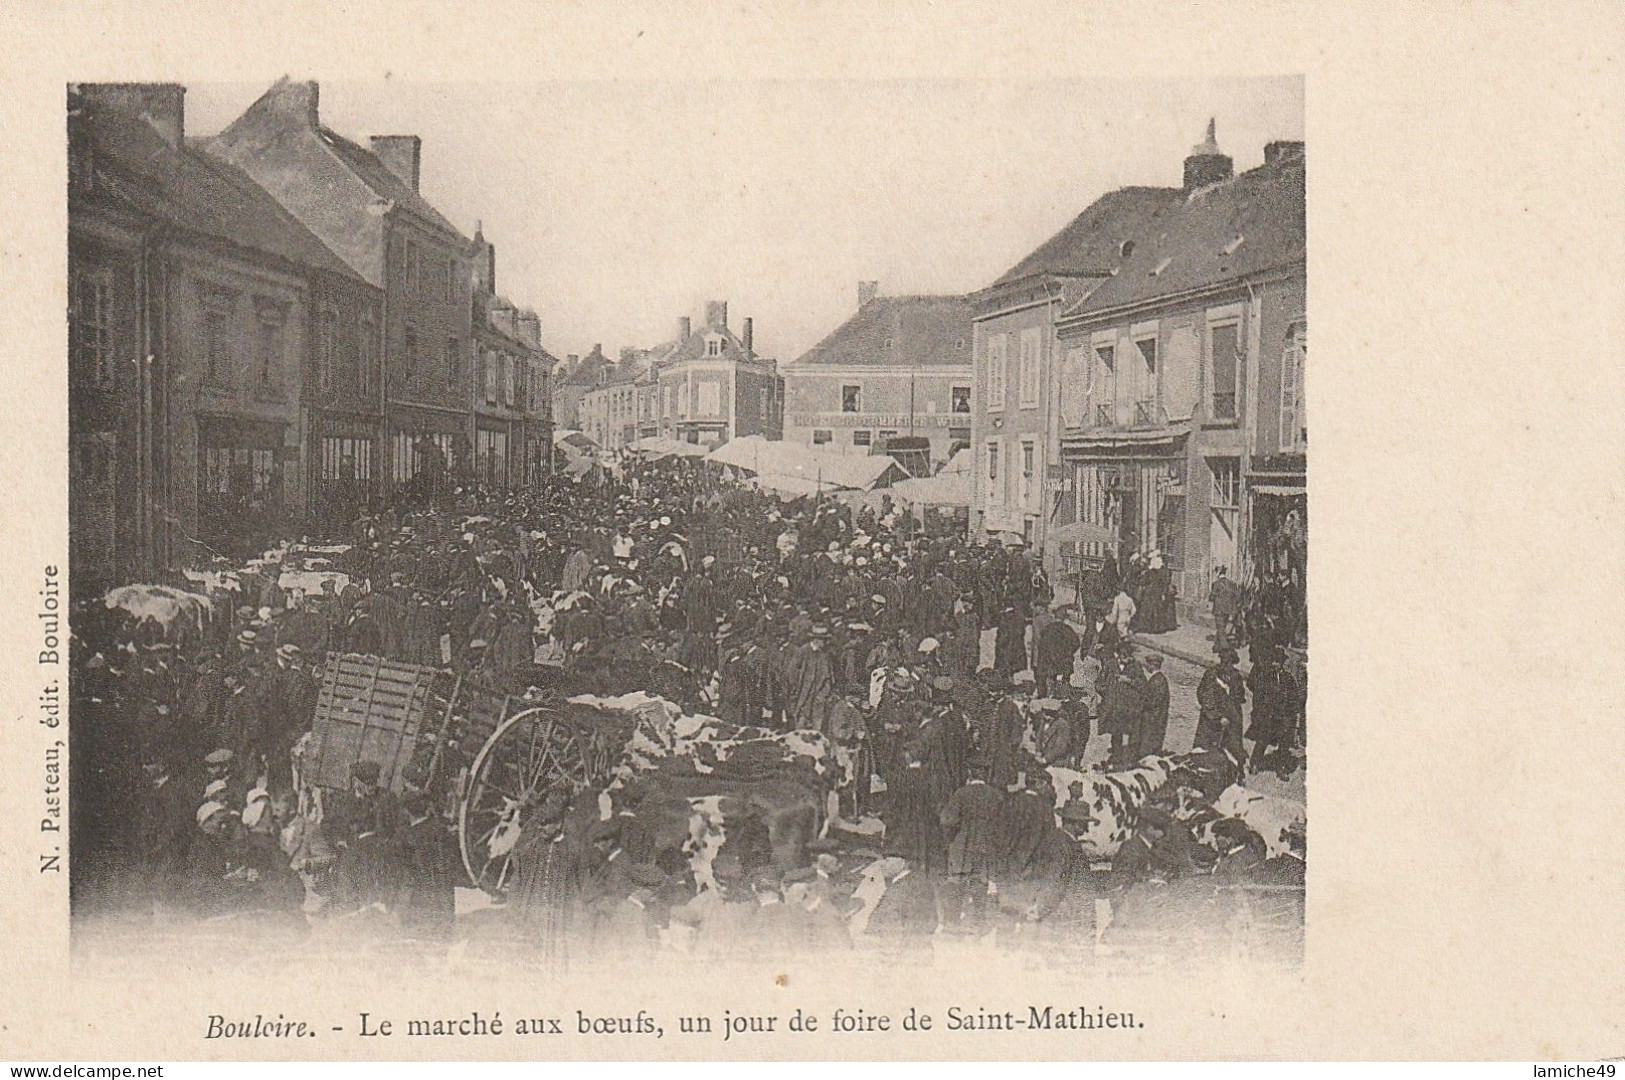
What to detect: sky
<box><xmin>186</xmin><ymin>77</ymin><xmax>1303</xmax><ymax>365</ymax></box>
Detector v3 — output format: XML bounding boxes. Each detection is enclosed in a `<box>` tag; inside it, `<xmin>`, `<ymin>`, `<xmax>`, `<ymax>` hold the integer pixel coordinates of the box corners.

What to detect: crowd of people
<box><xmin>70</xmin><ymin>450</ymin><xmax>1305</xmax><ymax>959</ymax></box>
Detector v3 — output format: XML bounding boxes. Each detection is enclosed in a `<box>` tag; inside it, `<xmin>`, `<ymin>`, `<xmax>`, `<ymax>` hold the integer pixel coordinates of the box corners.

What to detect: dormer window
<box><xmin>706</xmin><ymin>337</ymin><xmax>723</xmax><ymax>357</ymax></box>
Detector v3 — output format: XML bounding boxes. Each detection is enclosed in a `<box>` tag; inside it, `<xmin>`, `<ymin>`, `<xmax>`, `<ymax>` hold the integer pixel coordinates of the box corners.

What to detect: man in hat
<box><xmin>1209</xmin><ymin>565</ymin><xmax>1243</xmax><ymax>648</ymax></box>
<box><xmin>1195</xmin><ymin>647</ymin><xmax>1247</xmax><ymax>761</ymax></box>
<box><xmin>1136</xmin><ymin>653</ymin><xmax>1171</xmax><ymax>758</ymax></box>
<box><xmin>939</xmin><ymin>766</ymin><xmax>1003</xmax><ymax>933</ymax></box>
<box><xmin>783</xmin><ymin>619</ymin><xmax>836</xmax><ymax>733</ymax></box>
<box><xmin>1033</xmin><ymin>608</ymin><xmax>1082</xmax><ymax>697</ymax></box>
<box><xmin>1098</xmin><ymin>657</ymin><xmax>1147</xmax><ymax>767</ymax></box>
<box><xmin>325</xmin><ymin>759</ymin><xmax>404</xmax><ymax>911</ymax></box>
<box><xmin>392</xmin><ymin>766</ymin><xmax>459</xmax><ymax>939</ymax></box>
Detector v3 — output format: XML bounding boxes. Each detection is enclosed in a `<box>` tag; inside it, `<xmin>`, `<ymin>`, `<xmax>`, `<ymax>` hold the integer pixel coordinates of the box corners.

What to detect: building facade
<box><xmin>73</xmin><ymin>84</ymin><xmax>381</xmax><ymax>573</ymax></box>
<box><xmin>970</xmin><ymin>185</ymin><xmax>1183</xmax><ymax>564</ymax></box>
<box><xmin>206</xmin><ymin>77</ymin><xmax>475</xmax><ymax>498</ymax></box>
<box><xmin>469</xmin><ymin>226</ymin><xmax>549</xmax><ymax>488</ymax></box>
<box><xmin>642</xmin><ymin>302</ymin><xmax>782</xmax><ymax>447</ymax></box>
<box><xmin>1052</xmin><ymin>132</ymin><xmax>1306</xmax><ymax>611</ymax></box>
<box><xmin>784</xmin><ymin>285</ymin><xmax>973</xmax><ymax>466</ymax></box>
<box><xmin>552</xmin><ymin>345</ymin><xmax>609</xmax><ymax>436</ymax></box>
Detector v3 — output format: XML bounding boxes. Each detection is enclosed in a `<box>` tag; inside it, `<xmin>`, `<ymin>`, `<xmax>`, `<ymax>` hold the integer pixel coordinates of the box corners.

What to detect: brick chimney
<box><xmin>370</xmin><ymin>135</ymin><xmax>422</xmax><ymax>192</ymax></box>
<box><xmin>678</xmin><ymin>316</ymin><xmax>691</xmax><ymax>342</ymax></box>
<box><xmin>1183</xmin><ymin>118</ymin><xmax>1234</xmax><ymax>192</ymax></box>
<box><xmin>1264</xmin><ymin>140</ymin><xmax>1304</xmax><ymax>166</ymax></box>
<box><xmin>704</xmin><ymin>300</ymin><xmax>728</xmax><ymax>330</ymax></box>
<box><xmin>471</xmin><ymin>221</ymin><xmax>496</xmax><ymax>294</ymax></box>
<box><xmin>742</xmin><ymin>317</ymin><xmax>754</xmax><ymax>355</ymax></box>
<box><xmin>82</xmin><ymin>83</ymin><xmax>186</xmax><ymax>147</ymax></box>
<box><xmin>858</xmin><ymin>280</ymin><xmax>879</xmax><ymax>310</ymax></box>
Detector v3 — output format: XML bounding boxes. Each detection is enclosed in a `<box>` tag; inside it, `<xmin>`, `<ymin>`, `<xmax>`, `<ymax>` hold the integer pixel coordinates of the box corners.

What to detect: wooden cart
<box><xmin>302</xmin><ymin>652</ymin><xmax>625</xmax><ymax>896</ymax></box>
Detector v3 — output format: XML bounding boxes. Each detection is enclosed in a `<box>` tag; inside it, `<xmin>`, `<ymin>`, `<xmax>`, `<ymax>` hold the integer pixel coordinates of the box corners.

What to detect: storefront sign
<box><xmin>788</xmin><ymin>413</ymin><xmax>964</xmax><ymax>428</ymax></box>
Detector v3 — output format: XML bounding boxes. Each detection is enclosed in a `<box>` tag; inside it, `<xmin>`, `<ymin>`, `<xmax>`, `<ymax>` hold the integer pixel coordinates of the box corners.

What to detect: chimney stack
<box><xmin>678</xmin><ymin>317</ymin><xmax>692</xmax><ymax>342</ymax></box>
<box><xmin>82</xmin><ymin>83</ymin><xmax>186</xmax><ymax>147</ymax></box>
<box><xmin>1182</xmin><ymin>118</ymin><xmax>1234</xmax><ymax>192</ymax></box>
<box><xmin>1264</xmin><ymin>140</ymin><xmax>1304</xmax><ymax>167</ymax></box>
<box><xmin>370</xmin><ymin>135</ymin><xmax>422</xmax><ymax>192</ymax></box>
<box><xmin>704</xmin><ymin>300</ymin><xmax>728</xmax><ymax>330</ymax></box>
<box><xmin>858</xmin><ymin>281</ymin><xmax>879</xmax><ymax>310</ymax></box>
<box><xmin>742</xmin><ymin>317</ymin><xmax>754</xmax><ymax>355</ymax></box>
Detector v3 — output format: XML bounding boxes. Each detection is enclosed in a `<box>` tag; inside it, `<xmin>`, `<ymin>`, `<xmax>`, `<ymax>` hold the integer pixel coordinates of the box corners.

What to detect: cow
<box><xmin>1045</xmin><ymin>754</ymin><xmax>1181</xmax><ymax>859</ymax></box>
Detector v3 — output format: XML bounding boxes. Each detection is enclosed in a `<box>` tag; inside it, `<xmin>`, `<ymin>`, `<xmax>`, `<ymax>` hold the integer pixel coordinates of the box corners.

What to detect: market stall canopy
<box><xmin>553</xmin><ymin>429</ymin><xmax>599</xmax><ymax>452</ymax></box>
<box><xmin>891</xmin><ymin>472</ymin><xmax>971</xmax><ymax>507</ymax></box>
<box><xmin>940</xmin><ymin>447</ymin><xmax>972</xmax><ymax>477</ymax></box>
<box><xmin>706</xmin><ymin>436</ymin><xmax>905</xmax><ymax>491</ymax></box>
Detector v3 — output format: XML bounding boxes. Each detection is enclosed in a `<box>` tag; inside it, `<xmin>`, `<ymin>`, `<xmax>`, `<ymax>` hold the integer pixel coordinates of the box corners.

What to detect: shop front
<box><xmin>1059</xmin><ymin>427</ymin><xmax>1190</xmax><ymax>590</ymax></box>
<box><xmin>309</xmin><ymin>412</ymin><xmax>379</xmax><ymax>530</ymax></box>
<box><xmin>197</xmin><ymin>415</ymin><xmax>292</xmax><ymax>559</ymax></box>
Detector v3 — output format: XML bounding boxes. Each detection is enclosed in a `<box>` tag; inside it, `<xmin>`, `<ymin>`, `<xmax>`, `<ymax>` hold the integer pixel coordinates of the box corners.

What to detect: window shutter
<box><xmin>1164</xmin><ymin>324</ymin><xmax>1200</xmax><ymax>421</ymax></box>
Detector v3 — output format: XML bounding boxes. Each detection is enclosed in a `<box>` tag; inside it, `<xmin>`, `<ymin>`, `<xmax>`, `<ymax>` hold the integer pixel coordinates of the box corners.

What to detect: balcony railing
<box><xmin>1094</xmin><ymin>403</ymin><xmax>1114</xmax><ymax>427</ymax></box>
<box><xmin>1135</xmin><ymin>399</ymin><xmax>1159</xmax><ymax>426</ymax></box>
<box><xmin>1211</xmin><ymin>392</ymin><xmax>1238</xmax><ymax>421</ymax></box>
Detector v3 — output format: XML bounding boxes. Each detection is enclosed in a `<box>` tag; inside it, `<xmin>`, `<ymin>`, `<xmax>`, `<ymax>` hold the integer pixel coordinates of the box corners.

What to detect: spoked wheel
<box><xmin>458</xmin><ymin>705</ymin><xmax>615</xmax><ymax>896</ymax></box>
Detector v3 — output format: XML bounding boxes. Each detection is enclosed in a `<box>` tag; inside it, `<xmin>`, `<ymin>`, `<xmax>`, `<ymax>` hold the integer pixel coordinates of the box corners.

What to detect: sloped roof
<box><xmin>84</xmin><ymin>103</ymin><xmax>361</xmax><ymax>281</ymax></box>
<box><xmin>706</xmin><ymin>435</ymin><xmax>905</xmax><ymax>490</ymax></box>
<box><xmin>317</xmin><ymin>127</ymin><xmax>468</xmax><ymax>243</ymax></box>
<box><xmin>792</xmin><ymin>295</ymin><xmax>973</xmax><ymax>369</ymax></box>
<box><xmin>556</xmin><ymin>348</ymin><xmax>612</xmax><ymax>388</ymax></box>
<box><xmin>1066</xmin><ymin>149</ymin><xmax>1305</xmax><ymax>317</ymax></box>
<box><xmin>991</xmin><ymin>186</ymin><xmax>1184</xmax><ymax>288</ymax></box>
<box><xmin>661</xmin><ymin>321</ymin><xmax>755</xmax><ymax>367</ymax></box>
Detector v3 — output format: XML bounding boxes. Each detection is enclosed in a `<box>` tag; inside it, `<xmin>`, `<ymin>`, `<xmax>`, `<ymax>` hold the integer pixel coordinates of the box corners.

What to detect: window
<box><xmin>1135</xmin><ymin>335</ymin><xmax>1159</xmax><ymax>425</ymax></box>
<box><xmin>1018</xmin><ymin>326</ymin><xmax>1042</xmax><ymax>408</ymax></box>
<box><xmin>255</xmin><ymin>305</ymin><xmax>286</xmax><ymax>394</ymax></box>
<box><xmin>504</xmin><ymin>354</ymin><xmax>516</xmax><ymax>406</ymax></box>
<box><xmin>1210</xmin><ymin>321</ymin><xmax>1240</xmax><ymax>421</ymax></box>
<box><xmin>1059</xmin><ymin>345</ymin><xmax>1090</xmax><ymax>428</ymax></box>
<box><xmin>404</xmin><ymin>326</ymin><xmax>419</xmax><ymax>377</ymax></box>
<box><xmin>878</xmin><ymin>429</ymin><xmax>898</xmax><ymax>443</ymax></box>
<box><xmin>1020</xmin><ymin>438</ymin><xmax>1037</xmax><ymax>509</ymax></box>
<box><xmin>951</xmin><ymin>385</ymin><xmax>971</xmax><ymax>414</ymax></box>
<box><xmin>852</xmin><ymin>430</ymin><xmax>872</xmax><ymax>447</ymax></box>
<box><xmin>678</xmin><ymin>382</ymin><xmax>690</xmax><ymax>418</ymax></box>
<box><xmin>446</xmin><ymin>259</ymin><xmax>457</xmax><ymax>304</ymax></box>
<box><xmin>664</xmin><ymin>385</ymin><xmax>674</xmax><ymax>418</ymax></box>
<box><xmin>446</xmin><ymin>337</ymin><xmax>460</xmax><ymax>384</ymax></box>
<box><xmin>318</xmin><ymin>306</ymin><xmax>338</xmax><ymax>392</ymax></box>
<box><xmin>697</xmin><ymin>382</ymin><xmax>720</xmax><ymax>416</ymax></box>
<box><xmin>985</xmin><ymin>333</ymin><xmax>1008</xmax><ymax>409</ymax></box>
<box><xmin>405</xmin><ymin>241</ymin><xmax>420</xmax><ymax>296</ymax></box>
<box><xmin>1093</xmin><ymin>343</ymin><xmax>1116</xmax><ymax>426</ymax></box>
<box><xmin>70</xmin><ymin>266</ymin><xmax>116</xmax><ymax>387</ymax></box>
<box><xmin>812</xmin><ymin>429</ymin><xmax>832</xmax><ymax>445</ymax></box>
<box><xmin>841</xmin><ymin>384</ymin><xmax>862</xmax><ymax>413</ymax></box>
<box><xmin>1279</xmin><ymin>322</ymin><xmax>1307</xmax><ymax>450</ymax></box>
<box><xmin>485</xmin><ymin>349</ymin><xmax>499</xmax><ymax>404</ymax></box>
<box><xmin>359</xmin><ymin>312</ymin><xmax>377</xmax><ymax>395</ymax></box>
<box><xmin>320</xmin><ymin>436</ymin><xmax>373</xmax><ymax>482</ymax></box>
<box><xmin>706</xmin><ymin>338</ymin><xmax>723</xmax><ymax>357</ymax></box>
<box><xmin>759</xmin><ymin>387</ymin><xmax>770</xmax><ymax>420</ymax></box>
<box><xmin>1210</xmin><ymin>457</ymin><xmax>1241</xmax><ymax>509</ymax></box>
<box><xmin>202</xmin><ymin>306</ymin><xmax>232</xmax><ymax>387</ymax></box>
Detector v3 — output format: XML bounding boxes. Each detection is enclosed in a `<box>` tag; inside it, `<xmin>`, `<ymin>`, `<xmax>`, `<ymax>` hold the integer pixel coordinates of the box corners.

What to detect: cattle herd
<box><xmin>70</xmin><ymin>453</ymin><xmax>1305</xmax><ymax>967</ymax></box>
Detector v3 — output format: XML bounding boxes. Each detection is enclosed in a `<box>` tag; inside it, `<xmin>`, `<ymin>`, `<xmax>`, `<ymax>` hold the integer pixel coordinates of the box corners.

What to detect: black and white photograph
<box><xmin>64</xmin><ymin>74</ymin><xmax>1307</xmax><ymax>976</ymax></box>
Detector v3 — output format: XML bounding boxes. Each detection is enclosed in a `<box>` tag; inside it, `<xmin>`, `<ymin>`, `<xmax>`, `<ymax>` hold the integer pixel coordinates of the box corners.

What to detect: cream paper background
<box><xmin>1</xmin><ymin>0</ymin><xmax>1620</xmax><ymax>1061</ymax></box>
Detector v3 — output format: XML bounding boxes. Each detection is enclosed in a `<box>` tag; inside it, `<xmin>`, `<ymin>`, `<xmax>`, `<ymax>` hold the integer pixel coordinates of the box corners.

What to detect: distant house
<box><xmin>785</xmin><ymin>284</ymin><xmax>974</xmax><ymax>465</ymax></box>
<box><xmin>644</xmin><ymin>302</ymin><xmax>781</xmax><ymax>447</ymax></box>
<box><xmin>469</xmin><ymin>225</ymin><xmax>551</xmax><ymax>487</ymax></box>
<box><xmin>553</xmin><ymin>344</ymin><xmax>611</xmax><ymax>435</ymax></box>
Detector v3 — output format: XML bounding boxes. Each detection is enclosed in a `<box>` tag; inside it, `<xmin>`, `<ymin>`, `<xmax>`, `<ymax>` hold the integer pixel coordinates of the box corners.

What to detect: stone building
<box><xmin>642</xmin><ymin>302</ymin><xmax>781</xmax><ymax>447</ymax></box>
<box><xmin>205</xmin><ymin>77</ymin><xmax>475</xmax><ymax>496</ymax></box>
<box><xmin>784</xmin><ymin>284</ymin><xmax>973</xmax><ymax>466</ymax></box>
<box><xmin>1053</xmin><ymin>129</ymin><xmax>1305</xmax><ymax>610</ymax></box>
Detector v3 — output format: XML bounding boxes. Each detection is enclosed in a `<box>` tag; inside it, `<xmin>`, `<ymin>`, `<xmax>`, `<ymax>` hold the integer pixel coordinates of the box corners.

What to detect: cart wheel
<box><xmin>458</xmin><ymin>705</ymin><xmax>602</xmax><ymax>897</ymax></box>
